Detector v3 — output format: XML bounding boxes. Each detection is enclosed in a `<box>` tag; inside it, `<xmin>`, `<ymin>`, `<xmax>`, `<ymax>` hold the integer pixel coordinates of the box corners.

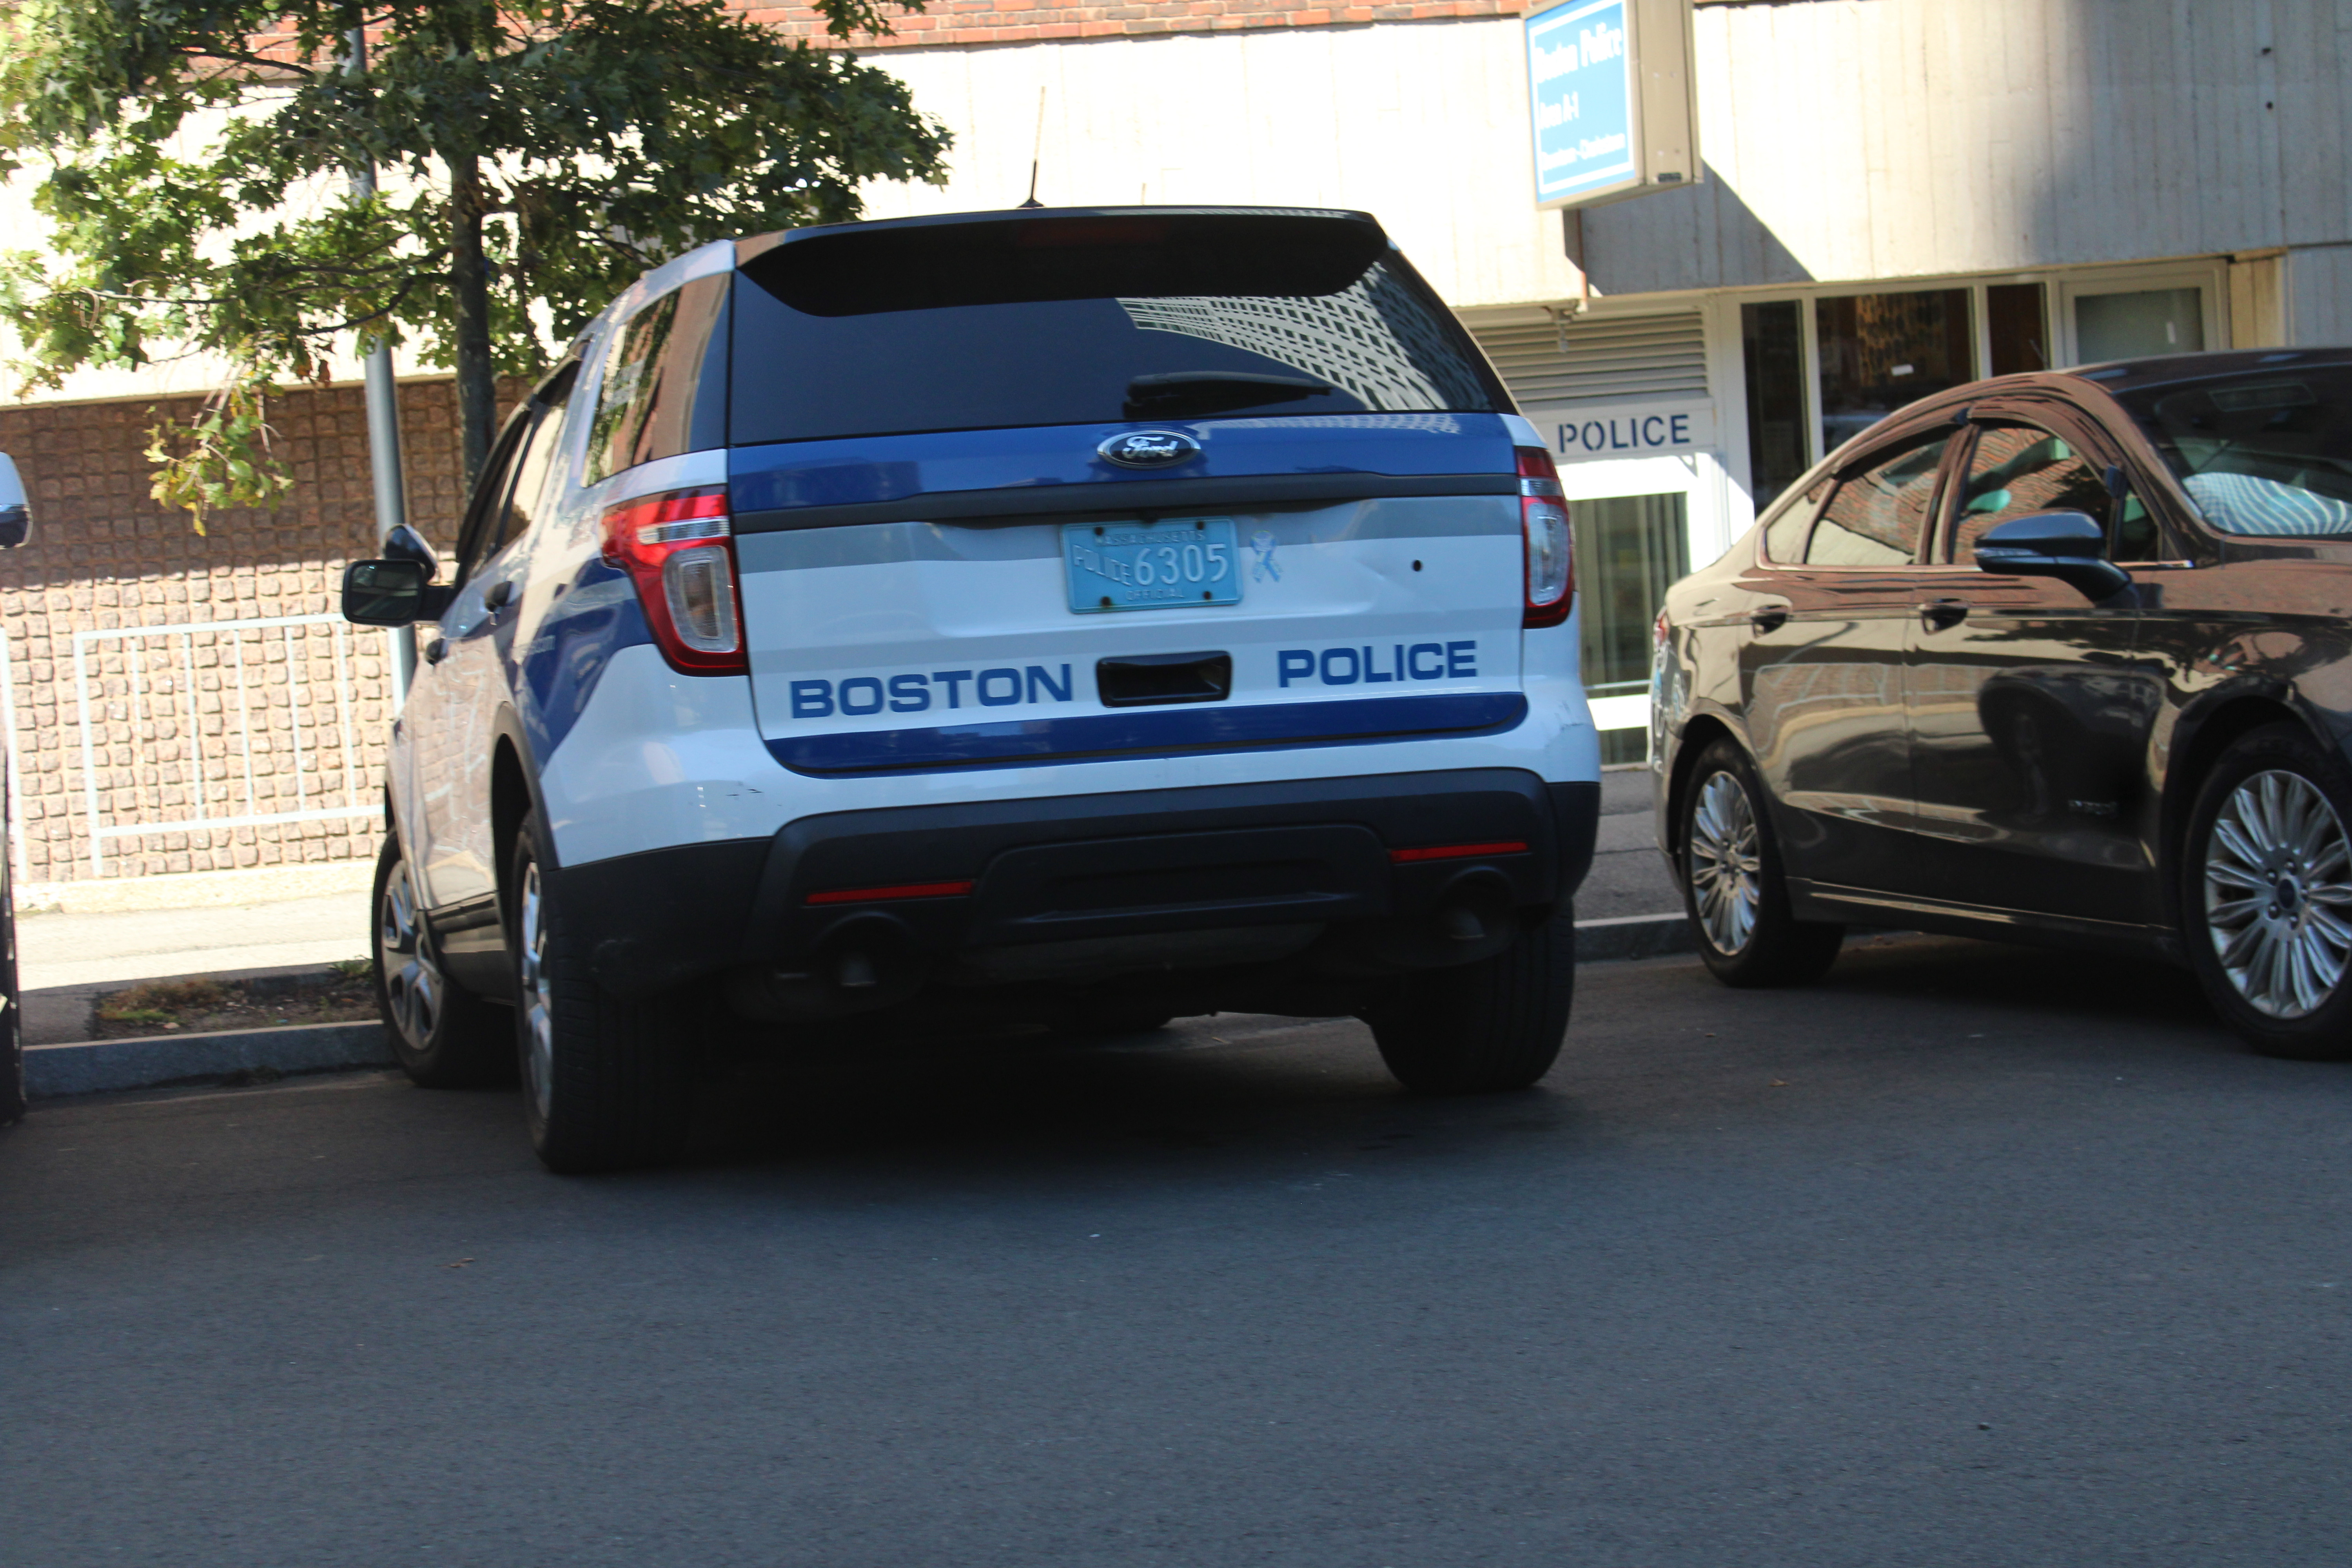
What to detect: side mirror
<box><xmin>343</xmin><ymin>559</ymin><xmax>434</xmax><ymax>626</ymax></box>
<box><xmin>0</xmin><ymin>452</ymin><xmax>30</xmax><ymax>550</ymax></box>
<box><xmin>1973</xmin><ymin>511</ymin><xmax>2131</xmax><ymax>600</ymax></box>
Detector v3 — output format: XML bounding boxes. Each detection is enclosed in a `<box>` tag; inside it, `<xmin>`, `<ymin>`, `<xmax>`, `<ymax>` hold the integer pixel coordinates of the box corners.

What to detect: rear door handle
<box><xmin>1917</xmin><ymin>597</ymin><xmax>1969</xmax><ymax>630</ymax></box>
<box><xmin>424</xmin><ymin>637</ymin><xmax>449</xmax><ymax>664</ymax></box>
<box><xmin>1748</xmin><ymin>606</ymin><xmax>1790</xmax><ymax>632</ymax></box>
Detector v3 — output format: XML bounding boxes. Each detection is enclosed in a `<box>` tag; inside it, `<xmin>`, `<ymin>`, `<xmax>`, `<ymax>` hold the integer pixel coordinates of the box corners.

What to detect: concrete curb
<box><xmin>1575</xmin><ymin>912</ymin><xmax>1699</xmax><ymax>963</ymax></box>
<box><xmin>25</xmin><ymin>917</ymin><xmax>1699</xmax><ymax>1100</ymax></box>
<box><xmin>25</xmin><ymin>1022</ymin><xmax>394</xmax><ymax>1100</ymax></box>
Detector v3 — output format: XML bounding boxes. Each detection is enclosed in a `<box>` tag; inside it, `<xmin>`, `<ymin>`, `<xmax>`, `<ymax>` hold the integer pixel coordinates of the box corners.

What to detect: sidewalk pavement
<box><xmin>1581</xmin><ymin>766</ymin><xmax>1678</xmax><ymax>923</ymax></box>
<box><xmin>17</xmin><ymin>891</ymin><xmax>372</xmax><ymax>993</ymax></box>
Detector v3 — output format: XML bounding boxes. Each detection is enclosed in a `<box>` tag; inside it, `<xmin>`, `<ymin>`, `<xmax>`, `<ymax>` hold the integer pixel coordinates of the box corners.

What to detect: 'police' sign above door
<box><xmin>1529</xmin><ymin>403</ymin><xmax>1715</xmax><ymax>463</ymax></box>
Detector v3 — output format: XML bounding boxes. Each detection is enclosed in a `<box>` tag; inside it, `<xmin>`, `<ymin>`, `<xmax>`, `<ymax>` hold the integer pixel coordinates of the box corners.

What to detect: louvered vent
<box><xmin>1473</xmin><ymin>312</ymin><xmax>1708</xmax><ymax>410</ymax></box>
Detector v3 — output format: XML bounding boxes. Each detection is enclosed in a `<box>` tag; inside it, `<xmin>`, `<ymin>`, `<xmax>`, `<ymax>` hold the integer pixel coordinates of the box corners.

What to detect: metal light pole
<box><xmin>346</xmin><ymin>28</ymin><xmax>416</xmax><ymax>706</ymax></box>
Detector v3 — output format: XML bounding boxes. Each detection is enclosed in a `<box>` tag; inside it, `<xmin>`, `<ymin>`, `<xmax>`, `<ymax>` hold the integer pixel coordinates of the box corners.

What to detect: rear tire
<box><xmin>512</xmin><ymin>818</ymin><xmax>696</xmax><ymax>1172</ymax></box>
<box><xmin>1678</xmin><ymin>740</ymin><xmax>1844</xmax><ymax>988</ymax></box>
<box><xmin>372</xmin><ymin>833</ymin><xmax>512</xmax><ymax>1088</ymax></box>
<box><xmin>1363</xmin><ymin>907</ymin><xmax>1573</xmax><ymax>1093</ymax></box>
<box><xmin>2180</xmin><ymin>723</ymin><xmax>2352</xmax><ymax>1061</ymax></box>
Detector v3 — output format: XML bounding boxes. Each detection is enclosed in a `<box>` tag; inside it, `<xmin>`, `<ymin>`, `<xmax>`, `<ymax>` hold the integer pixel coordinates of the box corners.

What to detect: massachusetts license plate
<box><xmin>1064</xmin><ymin>517</ymin><xmax>1243</xmax><ymax>613</ymax></box>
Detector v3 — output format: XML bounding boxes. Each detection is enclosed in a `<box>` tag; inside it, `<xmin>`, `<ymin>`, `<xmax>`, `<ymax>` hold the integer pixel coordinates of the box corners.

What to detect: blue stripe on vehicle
<box><xmin>516</xmin><ymin>560</ymin><xmax>655</xmax><ymax>760</ymax></box>
<box><xmin>729</xmin><ymin>414</ymin><xmax>1516</xmax><ymax>515</ymax></box>
<box><xmin>766</xmin><ymin>691</ymin><xmax>1528</xmax><ymax>775</ymax></box>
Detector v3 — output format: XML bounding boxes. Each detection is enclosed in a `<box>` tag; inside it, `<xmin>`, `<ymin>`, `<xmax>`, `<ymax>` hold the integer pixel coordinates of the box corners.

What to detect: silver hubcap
<box><xmin>518</xmin><ymin>862</ymin><xmax>556</xmax><ymax>1121</ymax></box>
<box><xmin>1689</xmin><ymin>770</ymin><xmax>1763</xmax><ymax>956</ymax></box>
<box><xmin>2203</xmin><ymin>769</ymin><xmax>2352</xmax><ymax>1019</ymax></box>
<box><xmin>378</xmin><ymin>857</ymin><xmax>444</xmax><ymax>1048</ymax></box>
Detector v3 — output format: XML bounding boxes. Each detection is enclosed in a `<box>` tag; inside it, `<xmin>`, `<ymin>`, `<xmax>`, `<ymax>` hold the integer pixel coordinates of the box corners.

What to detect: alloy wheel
<box><xmin>379</xmin><ymin>857</ymin><xmax>443</xmax><ymax>1048</ymax></box>
<box><xmin>1689</xmin><ymin>770</ymin><xmax>1763</xmax><ymax>956</ymax></box>
<box><xmin>518</xmin><ymin>862</ymin><xmax>557</xmax><ymax>1120</ymax></box>
<box><xmin>2203</xmin><ymin>768</ymin><xmax>2352</xmax><ymax>1019</ymax></box>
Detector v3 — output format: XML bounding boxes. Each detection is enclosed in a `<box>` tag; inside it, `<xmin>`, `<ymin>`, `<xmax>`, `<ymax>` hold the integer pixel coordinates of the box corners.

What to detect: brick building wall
<box><xmin>739</xmin><ymin>0</ymin><xmax>1524</xmax><ymax>49</ymax></box>
<box><xmin>0</xmin><ymin>380</ymin><xmax>478</xmax><ymax>887</ymax></box>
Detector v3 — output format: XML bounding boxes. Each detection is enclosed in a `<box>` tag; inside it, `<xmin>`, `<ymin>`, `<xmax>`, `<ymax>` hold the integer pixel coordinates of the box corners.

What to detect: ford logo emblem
<box><xmin>1098</xmin><ymin>430</ymin><xmax>1201</xmax><ymax>469</ymax></box>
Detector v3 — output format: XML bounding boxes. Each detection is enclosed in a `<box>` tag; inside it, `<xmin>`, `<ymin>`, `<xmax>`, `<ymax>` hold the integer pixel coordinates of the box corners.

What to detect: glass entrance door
<box><xmin>1571</xmin><ymin>492</ymin><xmax>1690</xmax><ymax>764</ymax></box>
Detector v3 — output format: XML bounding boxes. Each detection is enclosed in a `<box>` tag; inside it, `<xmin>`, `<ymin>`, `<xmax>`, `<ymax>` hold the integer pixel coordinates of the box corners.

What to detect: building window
<box><xmin>1815</xmin><ymin>288</ymin><xmax>1973</xmax><ymax>453</ymax></box>
<box><xmin>1572</xmin><ymin>492</ymin><xmax>1689</xmax><ymax>764</ymax></box>
<box><xmin>1987</xmin><ymin>283</ymin><xmax>2049</xmax><ymax>375</ymax></box>
<box><xmin>2074</xmin><ymin>287</ymin><xmax>2205</xmax><ymax>363</ymax></box>
<box><xmin>1740</xmin><ymin>301</ymin><xmax>1808</xmax><ymax>512</ymax></box>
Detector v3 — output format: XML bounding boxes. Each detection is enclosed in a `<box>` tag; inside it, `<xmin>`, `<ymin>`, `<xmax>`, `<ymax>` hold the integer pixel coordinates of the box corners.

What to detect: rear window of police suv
<box><xmin>728</xmin><ymin>212</ymin><xmax>1511</xmax><ymax>448</ymax></box>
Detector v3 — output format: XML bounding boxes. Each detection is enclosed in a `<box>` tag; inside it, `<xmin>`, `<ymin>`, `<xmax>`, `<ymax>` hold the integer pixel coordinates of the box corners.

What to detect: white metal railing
<box><xmin>70</xmin><ymin>612</ymin><xmax>379</xmax><ymax>877</ymax></box>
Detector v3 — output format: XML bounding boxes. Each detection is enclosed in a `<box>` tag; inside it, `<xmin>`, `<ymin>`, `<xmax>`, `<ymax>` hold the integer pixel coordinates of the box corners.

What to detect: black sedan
<box><xmin>1652</xmin><ymin>347</ymin><xmax>2352</xmax><ymax>1058</ymax></box>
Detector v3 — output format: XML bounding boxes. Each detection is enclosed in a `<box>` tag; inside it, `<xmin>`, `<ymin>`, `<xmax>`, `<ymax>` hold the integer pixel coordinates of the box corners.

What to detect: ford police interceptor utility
<box><xmin>342</xmin><ymin>207</ymin><xmax>1602</xmax><ymax>1172</ymax></box>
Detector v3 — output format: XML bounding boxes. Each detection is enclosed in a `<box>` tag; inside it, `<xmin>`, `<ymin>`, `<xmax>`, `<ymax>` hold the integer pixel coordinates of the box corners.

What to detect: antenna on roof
<box><xmin>1019</xmin><ymin>87</ymin><xmax>1046</xmax><ymax>208</ymax></box>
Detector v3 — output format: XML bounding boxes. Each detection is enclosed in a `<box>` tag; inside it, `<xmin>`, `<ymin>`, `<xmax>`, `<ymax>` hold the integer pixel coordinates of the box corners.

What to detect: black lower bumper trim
<box><xmin>550</xmin><ymin>768</ymin><xmax>1601</xmax><ymax>1001</ymax></box>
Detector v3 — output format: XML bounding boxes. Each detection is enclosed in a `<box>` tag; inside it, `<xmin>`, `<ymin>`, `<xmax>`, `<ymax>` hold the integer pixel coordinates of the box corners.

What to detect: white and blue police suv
<box><xmin>343</xmin><ymin>207</ymin><xmax>1601</xmax><ymax>1172</ymax></box>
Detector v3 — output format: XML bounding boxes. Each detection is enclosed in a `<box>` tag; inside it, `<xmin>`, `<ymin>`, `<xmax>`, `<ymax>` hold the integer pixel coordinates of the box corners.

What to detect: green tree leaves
<box><xmin>0</xmin><ymin>0</ymin><xmax>949</xmax><ymax>523</ymax></box>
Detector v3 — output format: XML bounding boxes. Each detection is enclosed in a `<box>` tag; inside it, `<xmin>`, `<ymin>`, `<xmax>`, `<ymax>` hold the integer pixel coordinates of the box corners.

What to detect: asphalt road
<box><xmin>6</xmin><ymin>935</ymin><xmax>2352</xmax><ymax>1566</ymax></box>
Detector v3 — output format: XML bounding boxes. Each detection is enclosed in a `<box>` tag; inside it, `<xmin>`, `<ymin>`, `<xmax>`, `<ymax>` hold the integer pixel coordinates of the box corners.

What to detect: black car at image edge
<box><xmin>1651</xmin><ymin>346</ymin><xmax>2352</xmax><ymax>1058</ymax></box>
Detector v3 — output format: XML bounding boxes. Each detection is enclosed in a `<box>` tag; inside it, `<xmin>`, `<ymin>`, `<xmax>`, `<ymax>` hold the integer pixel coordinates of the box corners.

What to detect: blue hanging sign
<box><xmin>1525</xmin><ymin>0</ymin><xmax>1638</xmax><ymax>207</ymax></box>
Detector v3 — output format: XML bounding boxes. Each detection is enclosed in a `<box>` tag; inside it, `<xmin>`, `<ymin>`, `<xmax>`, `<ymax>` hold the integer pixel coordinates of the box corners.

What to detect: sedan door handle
<box><xmin>424</xmin><ymin>637</ymin><xmax>449</xmax><ymax>665</ymax></box>
<box><xmin>1917</xmin><ymin>597</ymin><xmax>1969</xmax><ymax>630</ymax></box>
<box><xmin>1748</xmin><ymin>605</ymin><xmax>1790</xmax><ymax>632</ymax></box>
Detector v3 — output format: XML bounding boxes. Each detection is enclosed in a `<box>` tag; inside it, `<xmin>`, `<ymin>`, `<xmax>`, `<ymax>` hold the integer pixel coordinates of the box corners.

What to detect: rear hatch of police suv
<box><xmin>711</xmin><ymin>207</ymin><xmax>1570</xmax><ymax>783</ymax></box>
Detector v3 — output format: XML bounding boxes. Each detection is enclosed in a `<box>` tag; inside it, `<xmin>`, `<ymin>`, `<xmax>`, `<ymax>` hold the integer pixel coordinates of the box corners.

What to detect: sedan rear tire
<box><xmin>2181</xmin><ymin>723</ymin><xmax>2352</xmax><ymax>1060</ymax></box>
<box><xmin>1679</xmin><ymin>739</ymin><xmax>1844</xmax><ymax>989</ymax></box>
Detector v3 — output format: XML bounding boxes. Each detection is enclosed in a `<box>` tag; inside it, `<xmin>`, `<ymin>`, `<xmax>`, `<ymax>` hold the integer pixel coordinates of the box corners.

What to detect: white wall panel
<box><xmin>2286</xmin><ymin>244</ymin><xmax>2352</xmax><ymax>346</ymax></box>
<box><xmin>1583</xmin><ymin>0</ymin><xmax>2352</xmax><ymax>298</ymax></box>
<box><xmin>861</xmin><ymin>20</ymin><xmax>1587</xmax><ymax>310</ymax></box>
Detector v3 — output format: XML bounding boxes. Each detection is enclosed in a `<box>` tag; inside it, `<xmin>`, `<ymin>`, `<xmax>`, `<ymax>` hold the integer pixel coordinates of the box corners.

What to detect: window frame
<box><xmin>1936</xmin><ymin>397</ymin><xmax>2175</xmax><ymax>568</ymax></box>
<box><xmin>449</xmin><ymin>409</ymin><xmax>535</xmax><ymax>593</ymax></box>
<box><xmin>1725</xmin><ymin>258</ymin><xmax>2229</xmax><ymax>513</ymax></box>
<box><xmin>1791</xmin><ymin>421</ymin><xmax>1969</xmax><ymax>572</ymax></box>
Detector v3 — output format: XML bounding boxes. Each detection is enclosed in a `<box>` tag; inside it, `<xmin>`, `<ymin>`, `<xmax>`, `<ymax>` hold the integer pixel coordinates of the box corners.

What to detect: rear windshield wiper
<box><xmin>1125</xmin><ymin>371</ymin><xmax>1332</xmax><ymax>419</ymax></box>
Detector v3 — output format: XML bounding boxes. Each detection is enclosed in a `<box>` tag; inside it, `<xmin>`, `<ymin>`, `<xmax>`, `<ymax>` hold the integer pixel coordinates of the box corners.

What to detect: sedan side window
<box><xmin>1951</xmin><ymin>423</ymin><xmax>2112</xmax><ymax>561</ymax></box>
<box><xmin>1806</xmin><ymin>432</ymin><xmax>1955</xmax><ymax>567</ymax></box>
<box><xmin>1761</xmin><ymin>475</ymin><xmax>1834</xmax><ymax>563</ymax></box>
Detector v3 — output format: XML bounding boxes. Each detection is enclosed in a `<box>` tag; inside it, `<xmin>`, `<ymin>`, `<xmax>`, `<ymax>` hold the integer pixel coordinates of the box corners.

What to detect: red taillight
<box><xmin>805</xmin><ymin>880</ymin><xmax>975</xmax><ymax>906</ymax></box>
<box><xmin>1389</xmin><ymin>840</ymin><xmax>1531</xmax><ymax>864</ymax></box>
<box><xmin>600</xmin><ymin>486</ymin><xmax>745</xmax><ymax>675</ymax></box>
<box><xmin>1515</xmin><ymin>445</ymin><xmax>1573</xmax><ymax>629</ymax></box>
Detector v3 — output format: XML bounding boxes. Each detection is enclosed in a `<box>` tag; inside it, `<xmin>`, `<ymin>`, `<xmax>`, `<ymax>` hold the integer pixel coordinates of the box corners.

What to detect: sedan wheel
<box><xmin>1689</xmin><ymin>770</ymin><xmax>1763</xmax><ymax>956</ymax></box>
<box><xmin>1677</xmin><ymin>740</ymin><xmax>1844</xmax><ymax>989</ymax></box>
<box><xmin>2183</xmin><ymin>724</ymin><xmax>2352</xmax><ymax>1059</ymax></box>
<box><xmin>2202</xmin><ymin>769</ymin><xmax>2352</xmax><ymax>1020</ymax></box>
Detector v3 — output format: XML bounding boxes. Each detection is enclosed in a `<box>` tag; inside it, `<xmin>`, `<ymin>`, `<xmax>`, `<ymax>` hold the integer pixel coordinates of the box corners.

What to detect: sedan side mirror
<box><xmin>343</xmin><ymin>559</ymin><xmax>450</xmax><ymax>626</ymax></box>
<box><xmin>0</xmin><ymin>452</ymin><xmax>31</xmax><ymax>549</ymax></box>
<box><xmin>1973</xmin><ymin>511</ymin><xmax>2130</xmax><ymax>601</ymax></box>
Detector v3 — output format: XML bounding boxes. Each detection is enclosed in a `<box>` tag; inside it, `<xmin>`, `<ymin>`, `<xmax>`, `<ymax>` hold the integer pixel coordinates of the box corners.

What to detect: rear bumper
<box><xmin>550</xmin><ymin>767</ymin><xmax>1599</xmax><ymax>1002</ymax></box>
